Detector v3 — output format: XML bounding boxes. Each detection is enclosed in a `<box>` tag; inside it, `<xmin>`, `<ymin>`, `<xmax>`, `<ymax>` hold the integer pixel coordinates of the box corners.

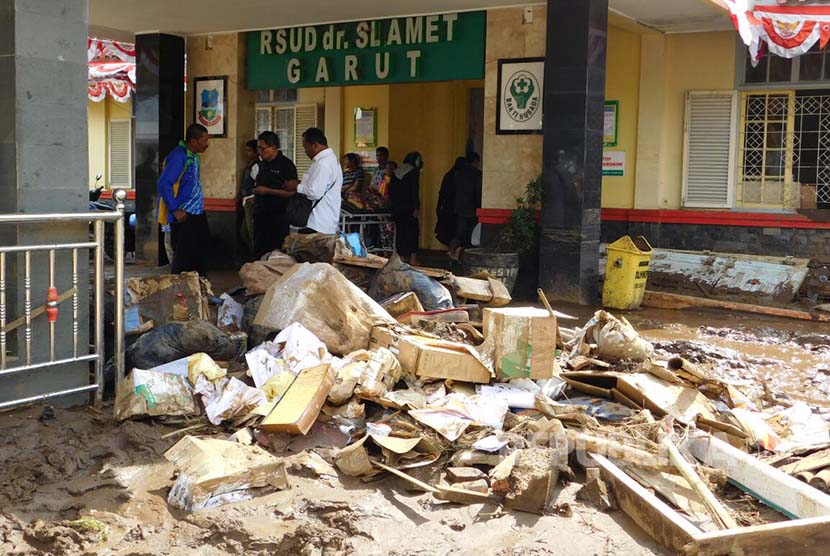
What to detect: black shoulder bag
<box><xmin>286</xmin><ymin>179</ymin><xmax>336</xmax><ymax>228</ymax></box>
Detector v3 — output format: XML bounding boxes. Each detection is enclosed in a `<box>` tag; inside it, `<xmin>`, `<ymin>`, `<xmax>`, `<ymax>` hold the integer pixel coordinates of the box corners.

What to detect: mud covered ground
<box><xmin>2</xmin><ymin>306</ymin><xmax>828</xmax><ymax>556</ymax></box>
<box><xmin>0</xmin><ymin>403</ymin><xmax>667</xmax><ymax>556</ymax></box>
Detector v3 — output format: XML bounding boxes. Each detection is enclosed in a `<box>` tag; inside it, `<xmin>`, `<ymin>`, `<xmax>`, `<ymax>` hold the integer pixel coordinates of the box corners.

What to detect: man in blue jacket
<box><xmin>157</xmin><ymin>124</ymin><xmax>210</xmax><ymax>274</ymax></box>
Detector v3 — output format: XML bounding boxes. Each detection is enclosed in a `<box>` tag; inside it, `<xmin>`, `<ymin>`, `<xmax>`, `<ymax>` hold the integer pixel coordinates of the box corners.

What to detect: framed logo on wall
<box><xmin>194</xmin><ymin>76</ymin><xmax>228</xmax><ymax>138</ymax></box>
<box><xmin>496</xmin><ymin>57</ymin><xmax>544</xmax><ymax>135</ymax></box>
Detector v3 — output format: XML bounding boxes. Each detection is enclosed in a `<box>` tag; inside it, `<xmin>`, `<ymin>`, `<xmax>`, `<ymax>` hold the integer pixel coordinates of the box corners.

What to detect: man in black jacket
<box><xmin>244</xmin><ymin>131</ymin><xmax>298</xmax><ymax>258</ymax></box>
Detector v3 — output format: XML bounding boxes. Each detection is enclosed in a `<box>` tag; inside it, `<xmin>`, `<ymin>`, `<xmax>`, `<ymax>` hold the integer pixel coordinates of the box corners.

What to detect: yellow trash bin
<box><xmin>602</xmin><ymin>235</ymin><xmax>653</xmax><ymax>310</ymax></box>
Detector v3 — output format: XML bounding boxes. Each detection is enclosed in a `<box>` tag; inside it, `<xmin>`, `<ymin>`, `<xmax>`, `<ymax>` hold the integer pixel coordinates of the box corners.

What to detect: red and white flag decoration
<box><xmin>726</xmin><ymin>0</ymin><xmax>830</xmax><ymax>64</ymax></box>
<box><xmin>87</xmin><ymin>38</ymin><xmax>135</xmax><ymax>103</ymax></box>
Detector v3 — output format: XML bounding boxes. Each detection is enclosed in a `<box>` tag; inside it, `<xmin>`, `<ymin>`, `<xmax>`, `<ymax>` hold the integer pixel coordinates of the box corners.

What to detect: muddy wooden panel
<box><xmin>591</xmin><ymin>453</ymin><xmax>701</xmax><ymax>552</ymax></box>
<box><xmin>647</xmin><ymin>249</ymin><xmax>810</xmax><ymax>305</ymax></box>
<box><xmin>683</xmin><ymin>516</ymin><xmax>830</xmax><ymax>556</ymax></box>
<box><xmin>687</xmin><ymin>433</ymin><xmax>830</xmax><ymax>519</ymax></box>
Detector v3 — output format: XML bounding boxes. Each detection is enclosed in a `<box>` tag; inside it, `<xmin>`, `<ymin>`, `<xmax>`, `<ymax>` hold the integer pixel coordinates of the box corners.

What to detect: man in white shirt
<box><xmin>285</xmin><ymin>128</ymin><xmax>342</xmax><ymax>234</ymax></box>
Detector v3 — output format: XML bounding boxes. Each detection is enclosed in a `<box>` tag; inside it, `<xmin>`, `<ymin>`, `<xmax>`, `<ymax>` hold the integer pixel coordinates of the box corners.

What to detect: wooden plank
<box><xmin>683</xmin><ymin>516</ymin><xmax>830</xmax><ymax>556</ymax></box>
<box><xmin>643</xmin><ymin>291</ymin><xmax>830</xmax><ymax>322</ymax></box>
<box><xmin>623</xmin><ymin>465</ymin><xmax>720</xmax><ymax>532</ymax></box>
<box><xmin>333</xmin><ymin>252</ymin><xmax>448</xmax><ymax>278</ymax></box>
<box><xmin>687</xmin><ymin>433</ymin><xmax>830</xmax><ymax>519</ymax></box>
<box><xmin>780</xmin><ymin>449</ymin><xmax>830</xmax><ymax>475</ymax></box>
<box><xmin>591</xmin><ymin>453</ymin><xmax>701</xmax><ymax>552</ymax></box>
<box><xmin>452</xmin><ymin>276</ymin><xmax>494</xmax><ymax>302</ymax></box>
<box><xmin>373</xmin><ymin>461</ymin><xmax>440</xmax><ymax>494</ymax></box>
<box><xmin>661</xmin><ymin>435</ymin><xmax>738</xmax><ymax>530</ymax></box>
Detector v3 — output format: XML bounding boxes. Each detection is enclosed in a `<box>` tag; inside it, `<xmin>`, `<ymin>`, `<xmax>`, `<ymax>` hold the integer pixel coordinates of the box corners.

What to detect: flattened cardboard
<box><xmin>261</xmin><ymin>365</ymin><xmax>333</xmax><ymax>434</ymax></box>
<box><xmin>483</xmin><ymin>307</ymin><xmax>559</xmax><ymax>380</ymax></box>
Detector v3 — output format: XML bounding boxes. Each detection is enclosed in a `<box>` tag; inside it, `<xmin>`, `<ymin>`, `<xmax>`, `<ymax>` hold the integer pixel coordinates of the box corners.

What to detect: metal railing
<box><xmin>0</xmin><ymin>190</ymin><xmax>127</xmax><ymax>410</ymax></box>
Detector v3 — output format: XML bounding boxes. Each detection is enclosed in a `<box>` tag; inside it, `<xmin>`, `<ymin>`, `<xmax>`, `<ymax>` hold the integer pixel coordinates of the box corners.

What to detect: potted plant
<box><xmin>462</xmin><ymin>176</ymin><xmax>542</xmax><ymax>294</ymax></box>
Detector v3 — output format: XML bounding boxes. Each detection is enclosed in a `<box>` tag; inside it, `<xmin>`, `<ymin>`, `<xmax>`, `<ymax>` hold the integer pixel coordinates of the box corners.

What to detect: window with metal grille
<box><xmin>683</xmin><ymin>91</ymin><xmax>738</xmax><ymax>208</ymax></box>
<box><xmin>253</xmin><ymin>103</ymin><xmax>318</xmax><ymax>173</ymax></box>
<box><xmin>108</xmin><ymin>119</ymin><xmax>132</xmax><ymax>188</ymax></box>
<box><xmin>794</xmin><ymin>90</ymin><xmax>830</xmax><ymax>209</ymax></box>
<box><xmin>737</xmin><ymin>92</ymin><xmax>796</xmax><ymax>208</ymax></box>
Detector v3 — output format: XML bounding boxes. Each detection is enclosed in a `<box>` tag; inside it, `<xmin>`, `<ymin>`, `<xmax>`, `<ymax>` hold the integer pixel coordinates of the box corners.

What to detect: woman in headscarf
<box><xmin>389</xmin><ymin>152</ymin><xmax>423</xmax><ymax>265</ymax></box>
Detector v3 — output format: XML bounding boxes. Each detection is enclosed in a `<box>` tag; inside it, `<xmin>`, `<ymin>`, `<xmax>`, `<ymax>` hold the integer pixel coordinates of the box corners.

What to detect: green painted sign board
<box><xmin>247</xmin><ymin>11</ymin><xmax>486</xmax><ymax>89</ymax></box>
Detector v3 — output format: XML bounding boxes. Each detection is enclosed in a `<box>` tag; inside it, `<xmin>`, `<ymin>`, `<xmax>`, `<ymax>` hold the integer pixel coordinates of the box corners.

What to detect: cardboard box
<box><xmin>370</xmin><ymin>326</ymin><xmax>492</xmax><ymax>384</ymax></box>
<box><xmin>165</xmin><ymin>435</ymin><xmax>288</xmax><ymax>511</ymax></box>
<box><xmin>261</xmin><ymin>364</ymin><xmax>333</xmax><ymax>434</ymax></box>
<box><xmin>482</xmin><ymin>307</ymin><xmax>559</xmax><ymax>380</ymax></box>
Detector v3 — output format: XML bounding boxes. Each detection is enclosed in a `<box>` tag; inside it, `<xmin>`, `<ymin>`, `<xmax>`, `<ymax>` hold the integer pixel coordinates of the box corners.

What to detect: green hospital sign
<box><xmin>247</xmin><ymin>11</ymin><xmax>486</xmax><ymax>89</ymax></box>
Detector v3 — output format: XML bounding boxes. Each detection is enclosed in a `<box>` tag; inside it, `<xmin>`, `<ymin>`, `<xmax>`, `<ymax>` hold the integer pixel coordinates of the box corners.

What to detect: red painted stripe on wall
<box><xmin>477</xmin><ymin>208</ymin><xmax>830</xmax><ymax>230</ymax></box>
<box><xmin>97</xmin><ymin>190</ymin><xmax>237</xmax><ymax>212</ymax></box>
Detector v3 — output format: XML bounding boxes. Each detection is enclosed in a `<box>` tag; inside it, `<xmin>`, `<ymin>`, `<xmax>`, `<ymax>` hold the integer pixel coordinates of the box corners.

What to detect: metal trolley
<box><xmin>339</xmin><ymin>209</ymin><xmax>396</xmax><ymax>256</ymax></box>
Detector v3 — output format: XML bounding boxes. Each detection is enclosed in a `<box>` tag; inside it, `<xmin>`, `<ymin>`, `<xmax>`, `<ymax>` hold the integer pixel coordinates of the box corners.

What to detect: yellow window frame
<box><xmin>737</xmin><ymin>90</ymin><xmax>796</xmax><ymax>209</ymax></box>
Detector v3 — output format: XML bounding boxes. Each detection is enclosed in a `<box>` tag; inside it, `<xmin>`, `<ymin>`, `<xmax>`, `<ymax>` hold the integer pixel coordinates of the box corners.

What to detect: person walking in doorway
<box><xmin>390</xmin><ymin>152</ymin><xmax>423</xmax><ymax>265</ymax></box>
<box><xmin>157</xmin><ymin>123</ymin><xmax>210</xmax><ymax>275</ymax></box>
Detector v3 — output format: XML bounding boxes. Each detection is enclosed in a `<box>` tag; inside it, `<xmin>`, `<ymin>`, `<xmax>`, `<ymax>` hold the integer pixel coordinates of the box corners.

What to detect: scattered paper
<box><xmin>275</xmin><ymin>322</ymin><xmax>333</xmax><ymax>373</ymax></box>
<box><xmin>473</xmin><ymin>434</ymin><xmax>510</xmax><ymax>453</ymax></box>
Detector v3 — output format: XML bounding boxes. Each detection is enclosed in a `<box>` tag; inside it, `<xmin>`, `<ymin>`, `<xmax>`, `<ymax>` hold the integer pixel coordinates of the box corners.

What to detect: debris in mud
<box><xmin>165</xmin><ymin>435</ymin><xmax>289</xmax><ymax>511</ymax></box>
<box><xmin>15</xmin><ymin>236</ymin><xmax>830</xmax><ymax>555</ymax></box>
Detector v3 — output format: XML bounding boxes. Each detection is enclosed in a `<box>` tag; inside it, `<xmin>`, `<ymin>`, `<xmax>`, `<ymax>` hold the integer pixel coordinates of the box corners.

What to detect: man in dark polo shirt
<box><xmin>246</xmin><ymin>131</ymin><xmax>298</xmax><ymax>258</ymax></box>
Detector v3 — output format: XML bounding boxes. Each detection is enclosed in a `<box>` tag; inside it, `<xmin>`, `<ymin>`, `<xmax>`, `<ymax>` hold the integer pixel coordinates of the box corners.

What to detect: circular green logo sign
<box><xmin>504</xmin><ymin>70</ymin><xmax>541</xmax><ymax>123</ymax></box>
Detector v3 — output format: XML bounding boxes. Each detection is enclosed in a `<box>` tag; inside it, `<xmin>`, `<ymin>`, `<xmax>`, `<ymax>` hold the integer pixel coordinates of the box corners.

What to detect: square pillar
<box><xmin>0</xmin><ymin>0</ymin><xmax>91</xmax><ymax>406</ymax></box>
<box><xmin>539</xmin><ymin>0</ymin><xmax>608</xmax><ymax>304</ymax></box>
<box><xmin>134</xmin><ymin>33</ymin><xmax>185</xmax><ymax>265</ymax></box>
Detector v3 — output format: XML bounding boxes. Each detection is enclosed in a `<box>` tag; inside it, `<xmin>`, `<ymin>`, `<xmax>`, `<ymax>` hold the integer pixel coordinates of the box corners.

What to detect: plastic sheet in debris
<box><xmin>217</xmin><ymin>293</ymin><xmax>244</xmax><ymax>329</ymax></box>
<box><xmin>573</xmin><ymin>310</ymin><xmax>654</xmax><ymax>362</ymax></box>
<box><xmin>254</xmin><ymin>263</ymin><xmax>395</xmax><ymax>355</ymax></box>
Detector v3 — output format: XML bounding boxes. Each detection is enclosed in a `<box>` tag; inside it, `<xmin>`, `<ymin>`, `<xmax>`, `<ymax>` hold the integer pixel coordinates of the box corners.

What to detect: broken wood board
<box><xmin>643</xmin><ymin>291</ymin><xmax>830</xmax><ymax>322</ymax></box>
<box><xmin>645</xmin><ymin>249</ymin><xmax>810</xmax><ymax>305</ymax></box>
<box><xmin>333</xmin><ymin>251</ymin><xmax>511</xmax><ymax>305</ymax></box>
<box><xmin>682</xmin><ymin>516</ymin><xmax>830</xmax><ymax>556</ymax></box>
<box><xmin>780</xmin><ymin>448</ymin><xmax>830</xmax><ymax>476</ymax></box>
<box><xmin>591</xmin><ymin>453</ymin><xmax>702</xmax><ymax>552</ymax></box>
<box><xmin>563</xmin><ymin>371</ymin><xmax>722</xmax><ymax>425</ymax></box>
<box><xmin>687</xmin><ymin>432</ymin><xmax>830</xmax><ymax>519</ymax></box>
<box><xmin>594</xmin><ymin>435</ymin><xmax>830</xmax><ymax>556</ymax></box>
<box><xmin>623</xmin><ymin>465</ymin><xmax>720</xmax><ymax>532</ymax></box>
<box><xmin>1</xmin><ymin>286</ymin><xmax>77</xmax><ymax>334</ymax></box>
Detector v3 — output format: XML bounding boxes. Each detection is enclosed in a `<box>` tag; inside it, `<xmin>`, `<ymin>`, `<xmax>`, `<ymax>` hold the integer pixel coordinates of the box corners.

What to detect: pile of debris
<box><xmin>116</xmin><ymin>233</ymin><xmax>830</xmax><ymax>555</ymax></box>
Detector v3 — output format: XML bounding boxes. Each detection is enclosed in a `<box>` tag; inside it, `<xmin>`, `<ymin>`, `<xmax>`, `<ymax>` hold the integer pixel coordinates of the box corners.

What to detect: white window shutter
<box><xmin>682</xmin><ymin>91</ymin><xmax>737</xmax><ymax>208</ymax></box>
<box><xmin>294</xmin><ymin>103</ymin><xmax>318</xmax><ymax>178</ymax></box>
<box><xmin>108</xmin><ymin>119</ymin><xmax>132</xmax><ymax>188</ymax></box>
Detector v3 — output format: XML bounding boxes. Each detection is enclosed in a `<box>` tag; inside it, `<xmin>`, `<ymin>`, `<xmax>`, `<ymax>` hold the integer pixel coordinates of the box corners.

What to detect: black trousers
<box><xmin>393</xmin><ymin>214</ymin><xmax>419</xmax><ymax>258</ymax></box>
<box><xmin>253</xmin><ymin>207</ymin><xmax>290</xmax><ymax>259</ymax></box>
<box><xmin>170</xmin><ymin>212</ymin><xmax>210</xmax><ymax>275</ymax></box>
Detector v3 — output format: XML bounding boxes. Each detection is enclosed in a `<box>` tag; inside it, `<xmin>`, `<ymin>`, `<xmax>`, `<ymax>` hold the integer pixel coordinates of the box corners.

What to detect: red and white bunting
<box><xmin>726</xmin><ymin>0</ymin><xmax>830</xmax><ymax>64</ymax></box>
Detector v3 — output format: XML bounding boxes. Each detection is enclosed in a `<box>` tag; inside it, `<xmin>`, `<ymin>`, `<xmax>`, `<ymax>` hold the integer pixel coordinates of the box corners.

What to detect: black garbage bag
<box><xmin>126</xmin><ymin>320</ymin><xmax>241</xmax><ymax>370</ymax></box>
<box><xmin>368</xmin><ymin>253</ymin><xmax>453</xmax><ymax>311</ymax></box>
